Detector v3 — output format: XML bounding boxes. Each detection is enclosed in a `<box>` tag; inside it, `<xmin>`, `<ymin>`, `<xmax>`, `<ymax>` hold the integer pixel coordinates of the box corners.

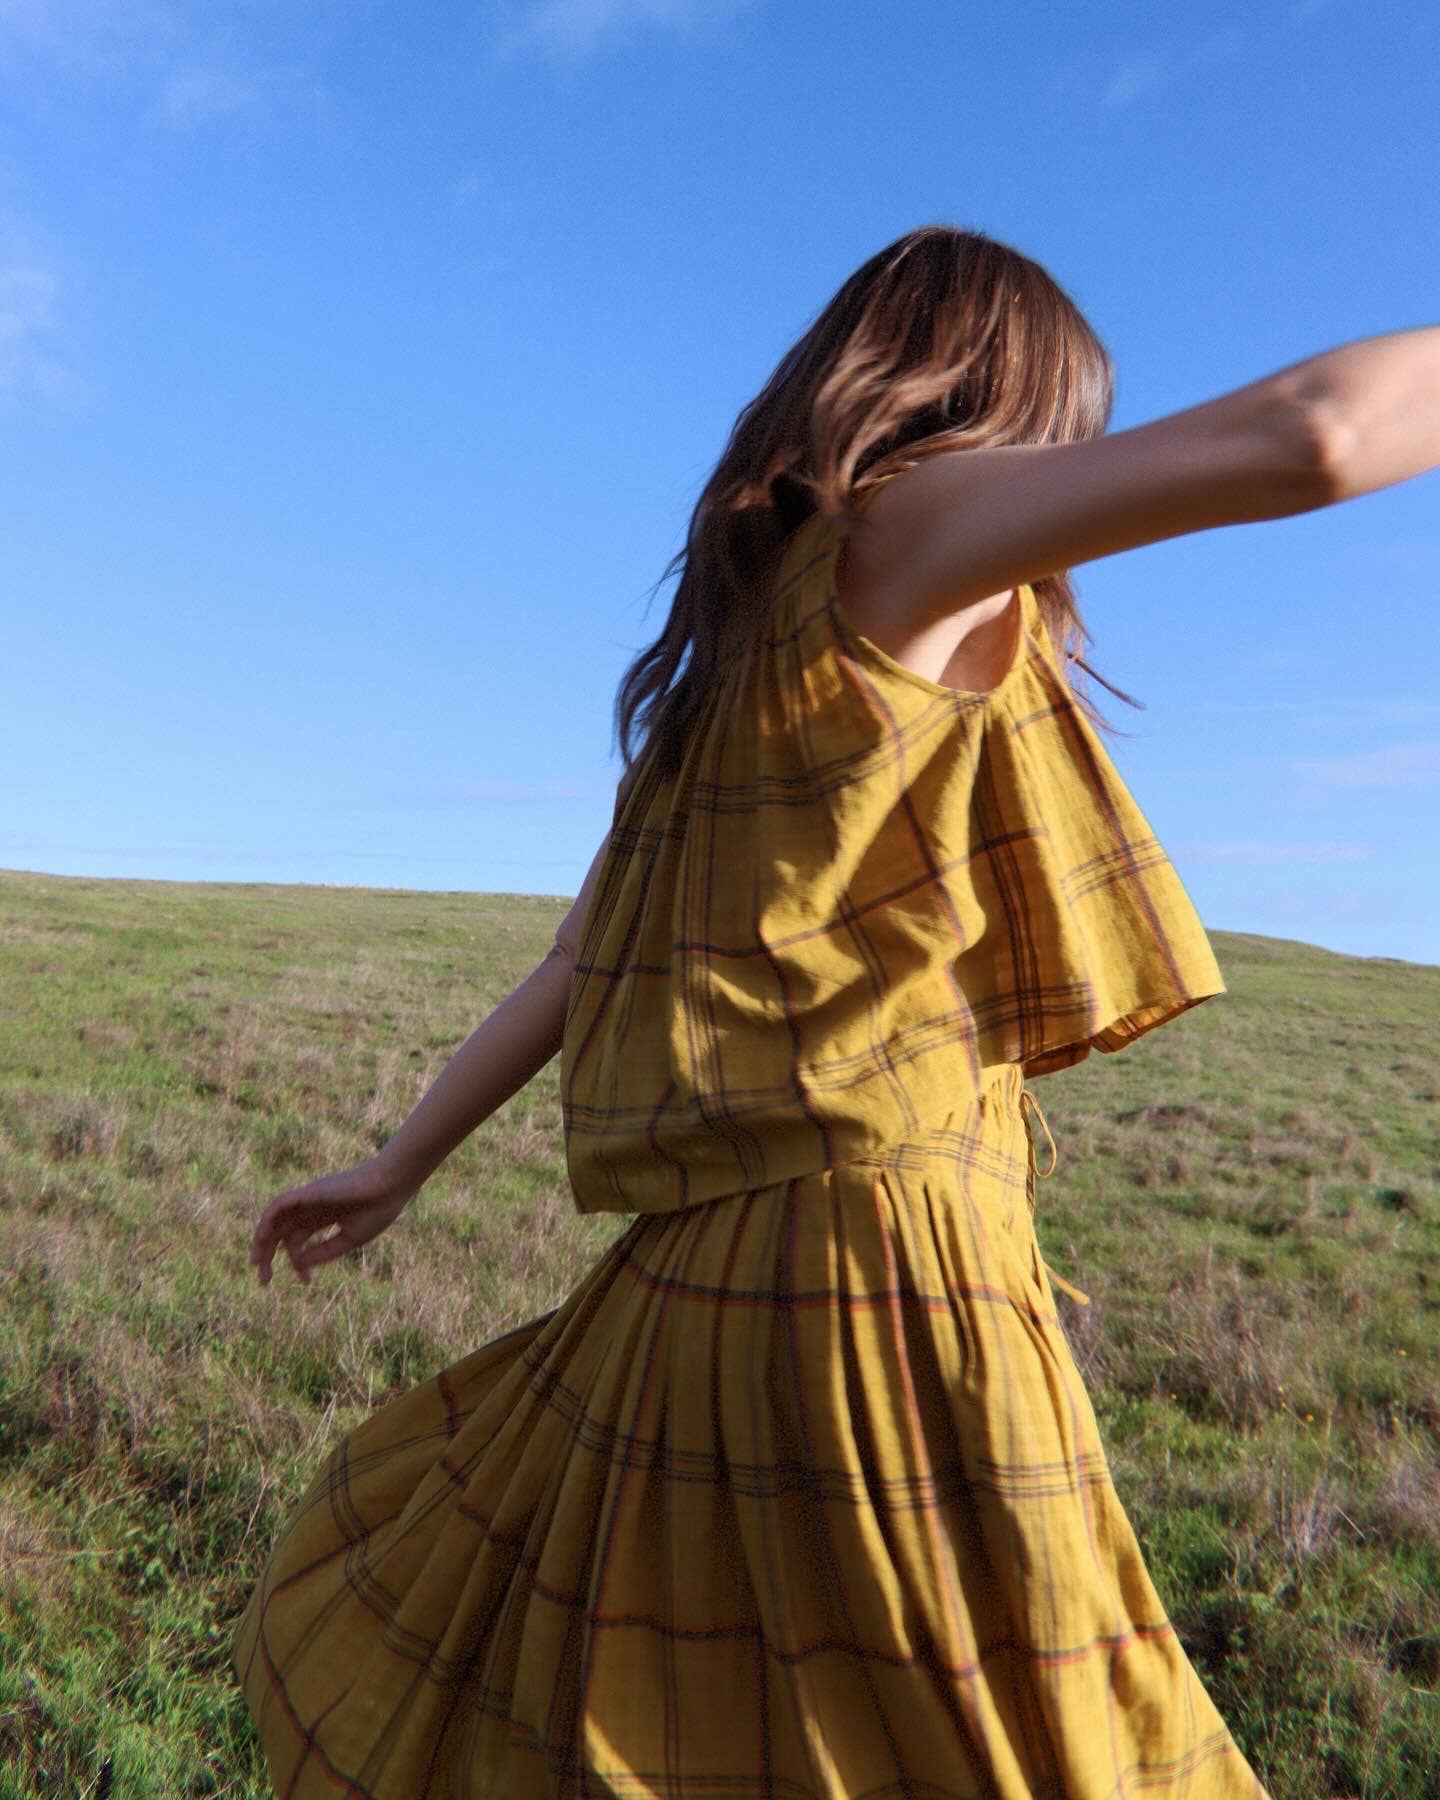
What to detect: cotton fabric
<box><xmin>561</xmin><ymin>505</ymin><xmax>1226</xmax><ymax>1218</ymax></box>
<box><xmin>233</xmin><ymin>500</ymin><xmax>1268</xmax><ymax>1796</ymax></box>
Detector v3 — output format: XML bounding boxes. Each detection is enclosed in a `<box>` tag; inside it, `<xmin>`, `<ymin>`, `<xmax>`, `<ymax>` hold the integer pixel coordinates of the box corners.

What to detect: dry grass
<box><xmin>1</xmin><ymin>871</ymin><xmax>1438</xmax><ymax>1795</ymax></box>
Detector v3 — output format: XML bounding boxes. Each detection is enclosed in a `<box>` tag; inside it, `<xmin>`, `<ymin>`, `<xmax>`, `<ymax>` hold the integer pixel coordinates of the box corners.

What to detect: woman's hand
<box><xmin>248</xmin><ymin>1153</ymin><xmax>422</xmax><ymax>1289</ymax></box>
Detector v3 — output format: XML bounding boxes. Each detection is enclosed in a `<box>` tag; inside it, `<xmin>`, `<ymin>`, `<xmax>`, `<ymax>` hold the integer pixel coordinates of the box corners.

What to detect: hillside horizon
<box><xmin>1</xmin><ymin>865</ymin><xmax>1437</xmax><ymax>1792</ymax></box>
<box><xmin>5</xmin><ymin>863</ymin><xmax>1436</xmax><ymax>975</ymax></box>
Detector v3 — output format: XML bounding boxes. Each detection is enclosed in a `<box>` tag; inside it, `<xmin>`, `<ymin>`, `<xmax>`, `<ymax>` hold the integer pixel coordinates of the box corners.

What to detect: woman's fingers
<box><xmin>249</xmin><ymin>1160</ymin><xmax>410</xmax><ymax>1289</ymax></box>
<box><xmin>254</xmin><ymin>1199</ymin><xmax>366</xmax><ymax>1285</ymax></box>
<box><xmin>282</xmin><ymin>1227</ymin><xmax>313</xmax><ymax>1286</ymax></box>
<box><xmin>250</xmin><ymin>1197</ymin><xmax>293</xmax><ymax>1283</ymax></box>
<box><xmin>297</xmin><ymin>1225</ymin><xmax>358</xmax><ymax>1274</ymax></box>
<box><xmin>253</xmin><ymin>1191</ymin><xmax>318</xmax><ymax>1285</ymax></box>
<box><xmin>250</xmin><ymin>1215</ymin><xmax>277</xmax><ymax>1284</ymax></box>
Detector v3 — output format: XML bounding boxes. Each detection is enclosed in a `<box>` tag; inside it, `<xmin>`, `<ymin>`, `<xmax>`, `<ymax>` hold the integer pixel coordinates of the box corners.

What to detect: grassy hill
<box><xmin>1</xmin><ymin>865</ymin><xmax>1437</xmax><ymax>1798</ymax></box>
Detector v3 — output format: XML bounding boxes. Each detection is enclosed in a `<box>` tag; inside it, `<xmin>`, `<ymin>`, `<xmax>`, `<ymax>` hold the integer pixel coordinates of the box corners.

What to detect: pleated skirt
<box><xmin>231</xmin><ymin>1062</ymin><xmax>1270</xmax><ymax>1798</ymax></box>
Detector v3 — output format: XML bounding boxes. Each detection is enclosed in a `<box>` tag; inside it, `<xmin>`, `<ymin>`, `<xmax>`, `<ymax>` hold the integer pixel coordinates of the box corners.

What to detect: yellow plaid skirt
<box><xmin>232</xmin><ymin>1064</ymin><xmax>1268</xmax><ymax>1797</ymax></box>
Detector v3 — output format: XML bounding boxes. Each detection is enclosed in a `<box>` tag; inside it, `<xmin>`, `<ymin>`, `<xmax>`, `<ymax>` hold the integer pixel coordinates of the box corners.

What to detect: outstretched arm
<box><xmin>840</xmin><ymin>322</ymin><xmax>1440</xmax><ymax>637</ymax></box>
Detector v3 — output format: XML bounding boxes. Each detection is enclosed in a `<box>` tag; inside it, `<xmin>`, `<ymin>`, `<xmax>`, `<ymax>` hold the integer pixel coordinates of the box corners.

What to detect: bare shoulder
<box><xmin>836</xmin><ymin>471</ymin><xmax>1022</xmax><ymax>689</ymax></box>
<box><xmin>839</xmin><ymin>381</ymin><xmax>1332</xmax><ymax>637</ymax></box>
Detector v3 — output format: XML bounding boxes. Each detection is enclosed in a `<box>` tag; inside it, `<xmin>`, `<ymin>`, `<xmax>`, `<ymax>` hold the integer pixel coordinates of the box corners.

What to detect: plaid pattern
<box><xmin>232</xmin><ymin>1062</ymin><xmax>1266</xmax><ymax>1795</ymax></box>
<box><xmin>560</xmin><ymin>509</ymin><xmax>1226</xmax><ymax>1217</ymax></box>
<box><xmin>233</xmin><ymin>507</ymin><xmax>1262</xmax><ymax>1793</ymax></box>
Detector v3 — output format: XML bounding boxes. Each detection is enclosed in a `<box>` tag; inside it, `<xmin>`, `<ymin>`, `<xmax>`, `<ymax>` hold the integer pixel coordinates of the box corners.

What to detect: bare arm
<box><xmin>1287</xmin><ymin>324</ymin><xmax>1440</xmax><ymax>499</ymax></box>
<box><xmin>843</xmin><ymin>322</ymin><xmax>1440</xmax><ymax>639</ymax></box>
<box><xmin>377</xmin><ymin>823</ymin><xmax>614</xmax><ymax>1189</ymax></box>
<box><xmin>249</xmin><ymin>784</ymin><xmax>634</xmax><ymax>1286</ymax></box>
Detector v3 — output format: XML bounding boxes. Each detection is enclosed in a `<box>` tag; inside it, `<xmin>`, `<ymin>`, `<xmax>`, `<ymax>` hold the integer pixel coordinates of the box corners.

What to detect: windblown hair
<box><xmin>614</xmin><ymin>225</ymin><xmax>1141</xmax><ymax>789</ymax></box>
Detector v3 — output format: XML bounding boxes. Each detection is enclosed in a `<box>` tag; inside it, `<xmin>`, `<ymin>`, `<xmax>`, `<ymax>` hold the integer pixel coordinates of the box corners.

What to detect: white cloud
<box><xmin>160</xmin><ymin>65</ymin><xmax>262</xmax><ymax>126</ymax></box>
<box><xmin>1290</xmin><ymin>740</ymin><xmax>1440</xmax><ymax>793</ymax></box>
<box><xmin>1101</xmin><ymin>52</ymin><xmax>1167</xmax><ymax>108</ymax></box>
<box><xmin>0</xmin><ymin>240</ymin><xmax>84</xmax><ymax>410</ymax></box>
<box><xmin>495</xmin><ymin>0</ymin><xmax>753</xmax><ymax>60</ymax></box>
<box><xmin>0</xmin><ymin>0</ymin><xmax>171</xmax><ymax>82</ymax></box>
<box><xmin>438</xmin><ymin>776</ymin><xmax>619</xmax><ymax>803</ymax></box>
<box><xmin>0</xmin><ymin>262</ymin><xmax>57</xmax><ymax>358</ymax></box>
<box><xmin>153</xmin><ymin>56</ymin><xmax>339</xmax><ymax>135</ymax></box>
<box><xmin>0</xmin><ymin>3</ymin><xmax>336</xmax><ymax>136</ymax></box>
<box><xmin>0</xmin><ymin>836</ymin><xmax>582</xmax><ymax>871</ymax></box>
<box><xmin>315</xmin><ymin>775</ymin><xmax>622</xmax><ymax>810</ymax></box>
<box><xmin>1174</xmin><ymin>839</ymin><xmax>1375</xmax><ymax>865</ymax></box>
<box><xmin>1063</xmin><ymin>22</ymin><xmax>1247</xmax><ymax>114</ymax></box>
<box><xmin>1195</xmin><ymin>27</ymin><xmax>1247</xmax><ymax>65</ymax></box>
<box><xmin>1211</xmin><ymin>879</ymin><xmax>1435</xmax><ymax>937</ymax></box>
<box><xmin>1185</xmin><ymin>696</ymin><xmax>1440</xmax><ymax>729</ymax></box>
<box><xmin>450</xmin><ymin>170</ymin><xmax>488</xmax><ymax>206</ymax></box>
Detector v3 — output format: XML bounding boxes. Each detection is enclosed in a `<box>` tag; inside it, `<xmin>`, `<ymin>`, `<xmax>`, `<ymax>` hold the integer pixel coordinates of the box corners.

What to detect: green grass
<box><xmin>1</xmin><ymin>868</ymin><xmax>1437</xmax><ymax>1797</ymax></box>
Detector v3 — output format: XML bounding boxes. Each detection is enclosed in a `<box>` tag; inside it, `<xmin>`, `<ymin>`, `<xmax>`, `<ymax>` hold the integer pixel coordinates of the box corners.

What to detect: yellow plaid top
<box><xmin>561</xmin><ymin>507</ymin><xmax>1225</xmax><ymax>1215</ymax></box>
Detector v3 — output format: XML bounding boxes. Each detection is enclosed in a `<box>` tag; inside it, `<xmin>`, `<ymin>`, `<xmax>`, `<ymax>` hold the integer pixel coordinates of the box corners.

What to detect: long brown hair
<box><xmin>615</xmin><ymin>225</ymin><xmax>1141</xmax><ymax>788</ymax></box>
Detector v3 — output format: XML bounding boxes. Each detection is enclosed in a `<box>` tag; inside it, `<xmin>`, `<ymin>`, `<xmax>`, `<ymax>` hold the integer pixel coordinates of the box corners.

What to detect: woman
<box><xmin>233</xmin><ymin>227</ymin><xmax>1438</xmax><ymax>1796</ymax></box>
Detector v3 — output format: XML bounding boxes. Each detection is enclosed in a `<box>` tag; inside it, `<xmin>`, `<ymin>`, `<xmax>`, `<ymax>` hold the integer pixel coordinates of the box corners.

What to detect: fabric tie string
<box><xmin>1018</xmin><ymin>1087</ymin><xmax>1091</xmax><ymax>1308</ymax></box>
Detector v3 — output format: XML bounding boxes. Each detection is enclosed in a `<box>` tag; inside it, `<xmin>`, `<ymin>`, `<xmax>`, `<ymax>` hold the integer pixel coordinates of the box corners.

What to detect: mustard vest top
<box><xmin>560</xmin><ymin>504</ymin><xmax>1226</xmax><ymax>1216</ymax></box>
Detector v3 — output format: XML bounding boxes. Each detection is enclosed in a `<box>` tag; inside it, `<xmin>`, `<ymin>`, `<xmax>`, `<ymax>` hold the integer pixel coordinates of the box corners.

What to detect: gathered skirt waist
<box><xmin>820</xmin><ymin>1061</ymin><xmax>1090</xmax><ymax>1309</ymax></box>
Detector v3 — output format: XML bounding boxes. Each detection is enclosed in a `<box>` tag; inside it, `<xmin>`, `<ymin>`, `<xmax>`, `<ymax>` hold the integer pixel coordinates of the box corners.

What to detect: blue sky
<box><xmin>3</xmin><ymin>0</ymin><xmax>1437</xmax><ymax>967</ymax></box>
